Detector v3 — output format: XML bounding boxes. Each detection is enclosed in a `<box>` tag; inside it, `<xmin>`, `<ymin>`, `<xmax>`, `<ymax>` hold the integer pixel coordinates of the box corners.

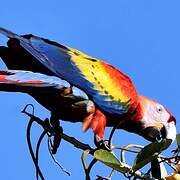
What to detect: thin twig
<box><xmin>96</xmin><ymin>175</ymin><xmax>111</xmax><ymax>180</ymax></box>
<box><xmin>26</xmin><ymin>119</ymin><xmax>45</xmax><ymax>180</ymax></box>
<box><xmin>108</xmin><ymin>169</ymin><xmax>115</xmax><ymax>179</ymax></box>
<box><xmin>163</xmin><ymin>161</ymin><xmax>178</xmax><ymax>172</ymax></box>
<box><xmin>112</xmin><ymin>146</ymin><xmax>140</xmax><ymax>153</ymax></box>
<box><xmin>22</xmin><ymin>104</ymin><xmax>45</xmax><ymax>180</ymax></box>
<box><xmin>61</xmin><ymin>133</ymin><xmax>94</xmax><ymax>155</ymax></box>
<box><xmin>87</xmin><ymin>158</ymin><xmax>97</xmax><ymax>179</ymax></box>
<box><xmin>121</xmin><ymin>144</ymin><xmax>143</xmax><ymax>163</ymax></box>
<box><xmin>22</xmin><ymin>104</ymin><xmax>35</xmax><ymax>115</ymax></box>
<box><xmin>81</xmin><ymin>149</ymin><xmax>91</xmax><ymax>180</ymax></box>
<box><xmin>160</xmin><ymin>155</ymin><xmax>180</xmax><ymax>164</ymax></box>
<box><xmin>47</xmin><ymin>137</ymin><xmax>71</xmax><ymax>176</ymax></box>
<box><xmin>108</xmin><ymin>121</ymin><xmax>124</xmax><ymax>149</ymax></box>
<box><xmin>35</xmin><ymin>131</ymin><xmax>46</xmax><ymax>180</ymax></box>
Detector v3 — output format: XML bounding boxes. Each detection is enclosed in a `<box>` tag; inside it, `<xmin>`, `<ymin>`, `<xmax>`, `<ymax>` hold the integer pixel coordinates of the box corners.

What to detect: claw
<box><xmin>94</xmin><ymin>135</ymin><xmax>111</xmax><ymax>151</ymax></box>
<box><xmin>22</xmin><ymin>105</ymin><xmax>63</xmax><ymax>154</ymax></box>
<box><xmin>50</xmin><ymin>113</ymin><xmax>63</xmax><ymax>154</ymax></box>
<box><xmin>51</xmin><ymin>126</ymin><xmax>63</xmax><ymax>154</ymax></box>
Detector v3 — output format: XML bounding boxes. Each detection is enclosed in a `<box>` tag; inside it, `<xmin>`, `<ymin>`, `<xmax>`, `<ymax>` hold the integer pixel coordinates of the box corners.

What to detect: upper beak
<box><xmin>164</xmin><ymin>121</ymin><xmax>177</xmax><ymax>142</ymax></box>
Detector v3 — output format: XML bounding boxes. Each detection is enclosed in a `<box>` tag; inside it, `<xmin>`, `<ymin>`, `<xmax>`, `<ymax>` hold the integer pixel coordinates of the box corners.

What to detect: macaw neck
<box><xmin>106</xmin><ymin>101</ymin><xmax>144</xmax><ymax>134</ymax></box>
<box><xmin>121</xmin><ymin>102</ymin><xmax>144</xmax><ymax>132</ymax></box>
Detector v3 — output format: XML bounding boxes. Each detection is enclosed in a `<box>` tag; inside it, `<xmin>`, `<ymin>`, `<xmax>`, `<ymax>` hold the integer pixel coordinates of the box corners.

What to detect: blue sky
<box><xmin>0</xmin><ymin>1</ymin><xmax>179</xmax><ymax>179</ymax></box>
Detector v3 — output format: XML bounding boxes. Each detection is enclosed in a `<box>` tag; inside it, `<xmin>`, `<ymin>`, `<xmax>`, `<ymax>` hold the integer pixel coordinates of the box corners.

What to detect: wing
<box><xmin>0</xmin><ymin>27</ymin><xmax>139</xmax><ymax>115</ymax></box>
<box><xmin>0</xmin><ymin>70</ymin><xmax>88</xmax><ymax>100</ymax></box>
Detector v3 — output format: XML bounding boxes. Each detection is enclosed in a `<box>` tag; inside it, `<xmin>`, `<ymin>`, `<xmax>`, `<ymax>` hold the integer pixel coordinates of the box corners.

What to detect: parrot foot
<box><xmin>94</xmin><ymin>135</ymin><xmax>111</xmax><ymax>151</ymax></box>
<box><xmin>49</xmin><ymin>113</ymin><xmax>62</xmax><ymax>154</ymax></box>
<box><xmin>22</xmin><ymin>105</ymin><xmax>62</xmax><ymax>154</ymax></box>
<box><xmin>49</xmin><ymin>126</ymin><xmax>63</xmax><ymax>154</ymax></box>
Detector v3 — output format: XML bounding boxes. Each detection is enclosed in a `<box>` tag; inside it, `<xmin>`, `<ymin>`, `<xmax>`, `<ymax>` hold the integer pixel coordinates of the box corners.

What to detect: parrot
<box><xmin>0</xmin><ymin>27</ymin><xmax>177</xmax><ymax>149</ymax></box>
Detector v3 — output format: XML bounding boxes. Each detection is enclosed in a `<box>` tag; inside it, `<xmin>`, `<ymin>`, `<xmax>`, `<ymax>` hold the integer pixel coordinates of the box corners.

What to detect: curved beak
<box><xmin>140</xmin><ymin>121</ymin><xmax>176</xmax><ymax>143</ymax></box>
<box><xmin>164</xmin><ymin>121</ymin><xmax>177</xmax><ymax>142</ymax></box>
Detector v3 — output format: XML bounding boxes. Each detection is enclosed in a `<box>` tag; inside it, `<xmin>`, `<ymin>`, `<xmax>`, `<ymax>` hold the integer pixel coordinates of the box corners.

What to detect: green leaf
<box><xmin>94</xmin><ymin>149</ymin><xmax>129</xmax><ymax>173</ymax></box>
<box><xmin>176</xmin><ymin>134</ymin><xmax>180</xmax><ymax>148</ymax></box>
<box><xmin>133</xmin><ymin>139</ymin><xmax>172</xmax><ymax>172</ymax></box>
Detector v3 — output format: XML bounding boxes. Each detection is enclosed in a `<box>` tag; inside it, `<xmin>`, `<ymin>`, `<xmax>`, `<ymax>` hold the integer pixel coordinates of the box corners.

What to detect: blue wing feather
<box><xmin>0</xmin><ymin>28</ymin><xmax>137</xmax><ymax>115</ymax></box>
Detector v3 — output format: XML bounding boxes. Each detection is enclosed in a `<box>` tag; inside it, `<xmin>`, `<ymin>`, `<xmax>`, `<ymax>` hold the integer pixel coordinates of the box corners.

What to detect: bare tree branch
<box><xmin>22</xmin><ymin>104</ymin><xmax>175</xmax><ymax>180</ymax></box>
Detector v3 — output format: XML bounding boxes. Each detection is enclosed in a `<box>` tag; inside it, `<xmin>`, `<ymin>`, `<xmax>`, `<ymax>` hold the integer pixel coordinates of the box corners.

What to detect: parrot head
<box><xmin>138</xmin><ymin>96</ymin><xmax>176</xmax><ymax>142</ymax></box>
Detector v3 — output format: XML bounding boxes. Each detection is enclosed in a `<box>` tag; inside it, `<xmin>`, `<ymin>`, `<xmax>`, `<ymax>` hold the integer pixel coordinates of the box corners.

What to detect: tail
<box><xmin>0</xmin><ymin>46</ymin><xmax>18</xmax><ymax>69</ymax></box>
<box><xmin>0</xmin><ymin>27</ymin><xmax>21</xmax><ymax>39</ymax></box>
<box><xmin>0</xmin><ymin>27</ymin><xmax>28</xmax><ymax>70</ymax></box>
<box><xmin>0</xmin><ymin>28</ymin><xmax>52</xmax><ymax>74</ymax></box>
<box><xmin>0</xmin><ymin>27</ymin><xmax>46</xmax><ymax>66</ymax></box>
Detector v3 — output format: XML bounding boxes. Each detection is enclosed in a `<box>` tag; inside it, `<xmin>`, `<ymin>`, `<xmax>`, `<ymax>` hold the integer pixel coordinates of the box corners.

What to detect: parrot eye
<box><xmin>156</xmin><ymin>106</ymin><xmax>163</xmax><ymax>113</ymax></box>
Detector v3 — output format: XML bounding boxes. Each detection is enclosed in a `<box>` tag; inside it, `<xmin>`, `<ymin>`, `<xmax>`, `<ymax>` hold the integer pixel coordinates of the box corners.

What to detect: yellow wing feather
<box><xmin>68</xmin><ymin>49</ymin><xmax>129</xmax><ymax>104</ymax></box>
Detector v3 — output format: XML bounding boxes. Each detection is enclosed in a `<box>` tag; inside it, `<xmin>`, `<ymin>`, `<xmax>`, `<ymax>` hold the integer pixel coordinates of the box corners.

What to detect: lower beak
<box><xmin>164</xmin><ymin>121</ymin><xmax>177</xmax><ymax>142</ymax></box>
<box><xmin>140</xmin><ymin>126</ymin><xmax>163</xmax><ymax>142</ymax></box>
<box><xmin>140</xmin><ymin>121</ymin><xmax>177</xmax><ymax>142</ymax></box>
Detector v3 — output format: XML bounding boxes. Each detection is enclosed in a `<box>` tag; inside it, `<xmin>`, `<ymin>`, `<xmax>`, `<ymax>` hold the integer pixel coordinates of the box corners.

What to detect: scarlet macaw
<box><xmin>0</xmin><ymin>27</ymin><xmax>176</xmax><ymax>148</ymax></box>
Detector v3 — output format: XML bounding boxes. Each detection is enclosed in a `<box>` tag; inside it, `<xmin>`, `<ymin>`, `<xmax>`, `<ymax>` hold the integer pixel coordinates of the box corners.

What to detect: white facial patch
<box><xmin>140</xmin><ymin>101</ymin><xmax>172</xmax><ymax>132</ymax></box>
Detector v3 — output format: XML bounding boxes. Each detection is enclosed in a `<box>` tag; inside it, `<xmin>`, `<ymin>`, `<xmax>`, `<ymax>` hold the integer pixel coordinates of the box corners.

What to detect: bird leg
<box><xmin>22</xmin><ymin>105</ymin><xmax>62</xmax><ymax>154</ymax></box>
<box><xmin>83</xmin><ymin>108</ymin><xmax>111</xmax><ymax>151</ymax></box>
<box><xmin>94</xmin><ymin>120</ymin><xmax>125</xmax><ymax>151</ymax></box>
<box><xmin>50</xmin><ymin>113</ymin><xmax>63</xmax><ymax>154</ymax></box>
